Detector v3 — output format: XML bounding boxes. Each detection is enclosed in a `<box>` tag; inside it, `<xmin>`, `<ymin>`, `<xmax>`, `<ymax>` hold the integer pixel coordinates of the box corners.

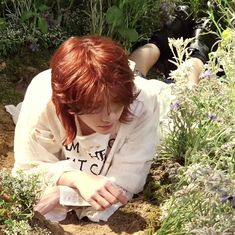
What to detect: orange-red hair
<box><xmin>51</xmin><ymin>35</ymin><xmax>138</xmax><ymax>144</ymax></box>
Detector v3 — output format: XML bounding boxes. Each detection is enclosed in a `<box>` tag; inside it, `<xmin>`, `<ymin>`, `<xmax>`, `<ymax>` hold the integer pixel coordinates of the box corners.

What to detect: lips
<box><xmin>99</xmin><ymin>124</ymin><xmax>113</xmax><ymax>129</ymax></box>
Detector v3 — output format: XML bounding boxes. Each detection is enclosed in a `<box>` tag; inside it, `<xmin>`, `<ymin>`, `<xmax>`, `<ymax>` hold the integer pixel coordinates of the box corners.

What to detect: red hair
<box><xmin>51</xmin><ymin>35</ymin><xmax>138</xmax><ymax>144</ymax></box>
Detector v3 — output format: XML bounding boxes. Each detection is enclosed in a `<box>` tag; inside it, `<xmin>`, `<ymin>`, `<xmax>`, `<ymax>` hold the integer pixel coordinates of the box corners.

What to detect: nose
<box><xmin>101</xmin><ymin>110</ymin><xmax>117</xmax><ymax>122</ymax></box>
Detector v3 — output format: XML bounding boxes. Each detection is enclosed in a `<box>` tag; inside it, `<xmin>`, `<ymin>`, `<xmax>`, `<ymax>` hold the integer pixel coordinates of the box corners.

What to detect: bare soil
<box><xmin>0</xmin><ymin>105</ymin><xmax>15</xmax><ymax>170</ymax></box>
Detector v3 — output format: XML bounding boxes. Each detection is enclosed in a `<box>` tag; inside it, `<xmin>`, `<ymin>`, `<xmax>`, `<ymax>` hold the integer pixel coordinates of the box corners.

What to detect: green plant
<box><xmin>211</xmin><ymin>28</ymin><xmax>235</xmax><ymax>83</ymax></box>
<box><xmin>0</xmin><ymin>0</ymin><xmax>70</xmax><ymax>55</ymax></box>
<box><xmin>83</xmin><ymin>0</ymin><xmax>168</xmax><ymax>51</ymax></box>
<box><xmin>4</xmin><ymin>220</ymin><xmax>51</xmax><ymax>235</ymax></box>
<box><xmin>105</xmin><ymin>0</ymin><xmax>143</xmax><ymax>50</ymax></box>
<box><xmin>137</xmin><ymin>0</ymin><xmax>177</xmax><ymax>37</ymax></box>
<box><xmin>180</xmin><ymin>0</ymin><xmax>207</xmax><ymax>16</ymax></box>
<box><xmin>19</xmin><ymin>1</ymin><xmax>50</xmax><ymax>35</ymax></box>
<box><xmin>157</xmin><ymin>34</ymin><xmax>235</xmax><ymax>167</ymax></box>
<box><xmin>0</xmin><ymin>16</ymin><xmax>5</xmax><ymax>28</ymax></box>
<box><xmin>0</xmin><ymin>22</ymin><xmax>28</xmax><ymax>56</ymax></box>
<box><xmin>154</xmin><ymin>24</ymin><xmax>235</xmax><ymax>233</ymax></box>
<box><xmin>160</xmin><ymin>78</ymin><xmax>234</xmax><ymax>165</ymax></box>
<box><xmin>85</xmin><ymin>0</ymin><xmax>106</xmax><ymax>36</ymax></box>
<box><xmin>32</xmin><ymin>25</ymin><xmax>67</xmax><ymax>49</ymax></box>
<box><xmin>3</xmin><ymin>0</ymin><xmax>33</xmax><ymax>22</ymax></box>
<box><xmin>52</xmin><ymin>0</ymin><xmax>75</xmax><ymax>26</ymax></box>
<box><xmin>207</xmin><ymin>0</ymin><xmax>235</xmax><ymax>34</ymax></box>
<box><xmin>0</xmin><ymin>170</ymin><xmax>49</xmax><ymax>234</ymax></box>
<box><xmin>156</xmin><ymin>164</ymin><xmax>235</xmax><ymax>235</ymax></box>
<box><xmin>62</xmin><ymin>3</ymin><xmax>90</xmax><ymax>36</ymax></box>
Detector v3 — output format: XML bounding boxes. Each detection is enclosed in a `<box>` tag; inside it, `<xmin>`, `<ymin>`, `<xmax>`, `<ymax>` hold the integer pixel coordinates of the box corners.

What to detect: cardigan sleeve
<box><xmin>105</xmin><ymin>78</ymin><xmax>174</xmax><ymax>194</ymax></box>
<box><xmin>13</xmin><ymin>70</ymin><xmax>75</xmax><ymax>185</ymax></box>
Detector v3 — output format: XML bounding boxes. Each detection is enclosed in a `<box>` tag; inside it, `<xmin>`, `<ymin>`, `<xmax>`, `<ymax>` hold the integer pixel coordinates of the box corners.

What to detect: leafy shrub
<box><xmin>0</xmin><ymin>170</ymin><xmax>48</xmax><ymax>234</ymax></box>
<box><xmin>155</xmin><ymin>12</ymin><xmax>235</xmax><ymax>232</ymax></box>
<box><xmin>0</xmin><ymin>22</ymin><xmax>27</xmax><ymax>56</ymax></box>
<box><xmin>156</xmin><ymin>164</ymin><xmax>235</xmax><ymax>234</ymax></box>
<box><xmin>157</xmin><ymin>34</ymin><xmax>235</xmax><ymax>170</ymax></box>
<box><xmin>63</xmin><ymin>7</ymin><xmax>90</xmax><ymax>36</ymax></box>
<box><xmin>136</xmin><ymin>0</ymin><xmax>177</xmax><ymax>38</ymax></box>
<box><xmin>0</xmin><ymin>21</ymin><xmax>67</xmax><ymax>56</ymax></box>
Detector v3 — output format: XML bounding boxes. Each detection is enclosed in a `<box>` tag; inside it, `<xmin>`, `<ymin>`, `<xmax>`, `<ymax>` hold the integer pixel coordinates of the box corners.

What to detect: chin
<box><xmin>97</xmin><ymin>129</ymin><xmax>112</xmax><ymax>135</ymax></box>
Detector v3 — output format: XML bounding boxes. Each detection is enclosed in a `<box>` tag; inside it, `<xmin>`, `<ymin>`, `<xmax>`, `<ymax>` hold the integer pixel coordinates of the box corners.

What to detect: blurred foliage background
<box><xmin>0</xmin><ymin>0</ymin><xmax>218</xmax><ymax>57</ymax></box>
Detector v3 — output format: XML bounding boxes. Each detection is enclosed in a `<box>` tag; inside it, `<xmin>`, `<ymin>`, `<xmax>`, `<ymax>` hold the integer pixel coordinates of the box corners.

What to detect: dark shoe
<box><xmin>189</xmin><ymin>17</ymin><xmax>219</xmax><ymax>64</ymax></box>
<box><xmin>149</xmin><ymin>5</ymin><xmax>195</xmax><ymax>61</ymax></box>
<box><xmin>149</xmin><ymin>5</ymin><xmax>196</xmax><ymax>78</ymax></box>
<box><xmin>171</xmin><ymin>5</ymin><xmax>196</xmax><ymax>39</ymax></box>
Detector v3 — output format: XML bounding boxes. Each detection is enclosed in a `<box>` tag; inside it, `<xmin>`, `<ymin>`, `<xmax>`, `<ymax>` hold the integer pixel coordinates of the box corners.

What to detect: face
<box><xmin>78</xmin><ymin>102</ymin><xmax>124</xmax><ymax>135</ymax></box>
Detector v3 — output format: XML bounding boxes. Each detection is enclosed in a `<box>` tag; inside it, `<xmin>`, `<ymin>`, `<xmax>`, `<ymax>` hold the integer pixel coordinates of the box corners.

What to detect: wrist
<box><xmin>57</xmin><ymin>170</ymin><xmax>83</xmax><ymax>189</ymax></box>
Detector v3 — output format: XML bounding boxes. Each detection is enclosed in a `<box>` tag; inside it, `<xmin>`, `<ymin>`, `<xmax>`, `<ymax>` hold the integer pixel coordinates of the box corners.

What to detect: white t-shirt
<box><xmin>63</xmin><ymin>132</ymin><xmax>112</xmax><ymax>175</ymax></box>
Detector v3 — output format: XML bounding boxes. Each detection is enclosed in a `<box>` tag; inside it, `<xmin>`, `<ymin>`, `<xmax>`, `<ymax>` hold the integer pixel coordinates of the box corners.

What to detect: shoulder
<box><xmin>26</xmin><ymin>69</ymin><xmax>52</xmax><ymax>93</ymax></box>
<box><xmin>133</xmin><ymin>76</ymin><xmax>173</xmax><ymax>111</ymax></box>
<box><xmin>17</xmin><ymin>69</ymin><xmax>53</xmax><ymax>129</ymax></box>
<box><xmin>24</xmin><ymin>69</ymin><xmax>52</xmax><ymax>105</ymax></box>
<box><xmin>134</xmin><ymin>75</ymin><xmax>172</xmax><ymax>93</ymax></box>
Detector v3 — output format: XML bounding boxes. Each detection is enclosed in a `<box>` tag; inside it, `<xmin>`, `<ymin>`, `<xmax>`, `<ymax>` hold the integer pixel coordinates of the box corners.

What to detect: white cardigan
<box><xmin>13</xmin><ymin>69</ymin><xmax>174</xmax><ymax>220</ymax></box>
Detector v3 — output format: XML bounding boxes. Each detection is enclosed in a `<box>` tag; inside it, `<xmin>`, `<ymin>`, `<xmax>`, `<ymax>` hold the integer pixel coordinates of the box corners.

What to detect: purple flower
<box><xmin>29</xmin><ymin>42</ymin><xmax>39</xmax><ymax>52</ymax></box>
<box><xmin>220</xmin><ymin>195</ymin><xmax>234</xmax><ymax>205</ymax></box>
<box><xmin>201</xmin><ymin>70</ymin><xmax>214</xmax><ymax>79</ymax></box>
<box><xmin>44</xmin><ymin>13</ymin><xmax>58</xmax><ymax>30</ymax></box>
<box><xmin>222</xmin><ymin>143</ymin><xmax>230</xmax><ymax>148</ymax></box>
<box><xmin>208</xmin><ymin>112</ymin><xmax>216</xmax><ymax>121</ymax></box>
<box><xmin>171</xmin><ymin>100</ymin><xmax>180</xmax><ymax>111</ymax></box>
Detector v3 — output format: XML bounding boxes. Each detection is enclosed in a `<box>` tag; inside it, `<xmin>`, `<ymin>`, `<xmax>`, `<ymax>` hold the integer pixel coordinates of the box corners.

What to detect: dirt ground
<box><xmin>0</xmin><ymin>50</ymin><xmax>163</xmax><ymax>234</ymax></box>
<box><xmin>0</xmin><ymin>105</ymin><xmax>15</xmax><ymax>170</ymax></box>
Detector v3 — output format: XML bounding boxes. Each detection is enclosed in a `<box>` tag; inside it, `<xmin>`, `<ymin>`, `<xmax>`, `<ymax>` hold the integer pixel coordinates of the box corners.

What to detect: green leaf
<box><xmin>38</xmin><ymin>4</ymin><xmax>50</xmax><ymax>12</ymax></box>
<box><xmin>57</xmin><ymin>15</ymin><xmax>62</xmax><ymax>25</ymax></box>
<box><xmin>118</xmin><ymin>28</ymin><xmax>138</xmax><ymax>42</ymax></box>
<box><xmin>38</xmin><ymin>17</ymin><xmax>48</xmax><ymax>33</ymax></box>
<box><xmin>21</xmin><ymin>10</ymin><xmax>38</xmax><ymax>22</ymax></box>
<box><xmin>106</xmin><ymin>5</ymin><xmax>124</xmax><ymax>27</ymax></box>
<box><xmin>0</xmin><ymin>18</ymin><xmax>6</xmax><ymax>29</ymax></box>
<box><xmin>0</xmin><ymin>208</ymin><xmax>8</xmax><ymax>217</ymax></box>
<box><xmin>4</xmin><ymin>219</ymin><xmax>14</xmax><ymax>226</ymax></box>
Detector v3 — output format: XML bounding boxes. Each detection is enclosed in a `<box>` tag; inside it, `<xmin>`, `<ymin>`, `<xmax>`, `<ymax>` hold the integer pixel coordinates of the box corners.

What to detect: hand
<box><xmin>34</xmin><ymin>186</ymin><xmax>60</xmax><ymax>215</ymax></box>
<box><xmin>76</xmin><ymin>173</ymin><xmax>128</xmax><ymax>211</ymax></box>
<box><xmin>58</xmin><ymin>171</ymin><xmax>128</xmax><ymax>211</ymax></box>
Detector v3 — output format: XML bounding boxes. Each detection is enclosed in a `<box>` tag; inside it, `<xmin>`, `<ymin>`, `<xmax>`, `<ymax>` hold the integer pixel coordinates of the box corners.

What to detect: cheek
<box><xmin>115</xmin><ymin>107</ymin><xmax>124</xmax><ymax>120</ymax></box>
<box><xmin>86</xmin><ymin>115</ymin><xmax>100</xmax><ymax>125</ymax></box>
<box><xmin>79</xmin><ymin>115</ymin><xmax>96</xmax><ymax>126</ymax></box>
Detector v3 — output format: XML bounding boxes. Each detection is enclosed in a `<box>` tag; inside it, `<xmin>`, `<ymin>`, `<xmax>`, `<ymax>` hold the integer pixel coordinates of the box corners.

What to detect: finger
<box><xmin>94</xmin><ymin>194</ymin><xmax>112</xmax><ymax>209</ymax></box>
<box><xmin>34</xmin><ymin>197</ymin><xmax>59</xmax><ymax>215</ymax></box>
<box><xmin>89</xmin><ymin>198</ymin><xmax>105</xmax><ymax>211</ymax></box>
<box><xmin>99</xmin><ymin>189</ymin><xmax>119</xmax><ymax>205</ymax></box>
<box><xmin>105</xmin><ymin>182</ymin><xmax>128</xmax><ymax>204</ymax></box>
<box><xmin>34</xmin><ymin>202</ymin><xmax>49</xmax><ymax>215</ymax></box>
<box><xmin>34</xmin><ymin>201</ymin><xmax>60</xmax><ymax>215</ymax></box>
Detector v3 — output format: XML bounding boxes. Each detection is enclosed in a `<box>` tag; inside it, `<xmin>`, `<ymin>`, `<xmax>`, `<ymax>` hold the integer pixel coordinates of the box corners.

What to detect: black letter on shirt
<box><xmin>78</xmin><ymin>159</ymin><xmax>87</xmax><ymax>171</ymax></box>
<box><xmin>88</xmin><ymin>149</ymin><xmax>106</xmax><ymax>161</ymax></box>
<box><xmin>90</xmin><ymin>164</ymin><xmax>99</xmax><ymax>175</ymax></box>
<box><xmin>65</xmin><ymin>142</ymin><xmax>79</xmax><ymax>153</ymax></box>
